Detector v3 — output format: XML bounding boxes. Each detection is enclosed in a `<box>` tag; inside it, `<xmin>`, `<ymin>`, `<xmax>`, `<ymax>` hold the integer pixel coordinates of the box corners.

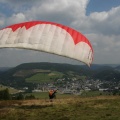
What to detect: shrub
<box><xmin>0</xmin><ymin>88</ymin><xmax>11</xmax><ymax>100</ymax></box>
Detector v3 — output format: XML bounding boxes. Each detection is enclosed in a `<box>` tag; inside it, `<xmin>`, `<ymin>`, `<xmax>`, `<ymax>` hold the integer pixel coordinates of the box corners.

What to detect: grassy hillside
<box><xmin>0</xmin><ymin>62</ymin><xmax>120</xmax><ymax>89</ymax></box>
<box><xmin>0</xmin><ymin>96</ymin><xmax>120</xmax><ymax>120</ymax></box>
<box><xmin>0</xmin><ymin>63</ymin><xmax>89</xmax><ymax>88</ymax></box>
<box><xmin>0</xmin><ymin>84</ymin><xmax>18</xmax><ymax>94</ymax></box>
<box><xmin>26</xmin><ymin>71</ymin><xmax>64</xmax><ymax>83</ymax></box>
<box><xmin>0</xmin><ymin>62</ymin><xmax>90</xmax><ymax>79</ymax></box>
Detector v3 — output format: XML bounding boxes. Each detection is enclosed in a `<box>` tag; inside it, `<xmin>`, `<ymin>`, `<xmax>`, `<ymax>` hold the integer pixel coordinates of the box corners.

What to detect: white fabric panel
<box><xmin>0</xmin><ymin>24</ymin><xmax>92</xmax><ymax>66</ymax></box>
<box><xmin>29</xmin><ymin>24</ymin><xmax>40</xmax><ymax>44</ymax></box>
<box><xmin>0</xmin><ymin>29</ymin><xmax>11</xmax><ymax>45</ymax></box>
<box><xmin>61</xmin><ymin>32</ymin><xmax>74</xmax><ymax>58</ymax></box>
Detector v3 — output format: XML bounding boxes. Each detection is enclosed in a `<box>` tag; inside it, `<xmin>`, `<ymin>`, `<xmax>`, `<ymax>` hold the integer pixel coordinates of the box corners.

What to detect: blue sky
<box><xmin>0</xmin><ymin>0</ymin><xmax>120</xmax><ymax>67</ymax></box>
<box><xmin>87</xmin><ymin>0</ymin><xmax>120</xmax><ymax>15</ymax></box>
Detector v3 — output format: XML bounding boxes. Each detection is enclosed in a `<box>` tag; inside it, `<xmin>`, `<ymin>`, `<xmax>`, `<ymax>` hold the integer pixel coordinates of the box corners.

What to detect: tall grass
<box><xmin>0</xmin><ymin>96</ymin><xmax>120</xmax><ymax>120</ymax></box>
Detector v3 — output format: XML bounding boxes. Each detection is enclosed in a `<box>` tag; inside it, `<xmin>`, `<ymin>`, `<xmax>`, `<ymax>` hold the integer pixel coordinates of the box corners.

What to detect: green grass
<box><xmin>25</xmin><ymin>71</ymin><xmax>64</xmax><ymax>83</ymax></box>
<box><xmin>24</xmin><ymin>92</ymin><xmax>75</xmax><ymax>99</ymax></box>
<box><xmin>24</xmin><ymin>92</ymin><xmax>49</xmax><ymax>99</ymax></box>
<box><xmin>80</xmin><ymin>90</ymin><xmax>106</xmax><ymax>97</ymax></box>
<box><xmin>0</xmin><ymin>84</ymin><xmax>18</xmax><ymax>94</ymax></box>
<box><xmin>0</xmin><ymin>96</ymin><xmax>120</xmax><ymax>120</ymax></box>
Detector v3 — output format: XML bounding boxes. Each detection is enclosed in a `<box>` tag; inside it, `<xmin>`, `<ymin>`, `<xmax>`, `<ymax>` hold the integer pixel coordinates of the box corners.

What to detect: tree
<box><xmin>4</xmin><ymin>88</ymin><xmax>11</xmax><ymax>100</ymax></box>
<box><xmin>25</xmin><ymin>94</ymin><xmax>35</xmax><ymax>100</ymax></box>
<box><xmin>0</xmin><ymin>88</ymin><xmax>11</xmax><ymax>100</ymax></box>
<box><xmin>16</xmin><ymin>93</ymin><xmax>24</xmax><ymax>100</ymax></box>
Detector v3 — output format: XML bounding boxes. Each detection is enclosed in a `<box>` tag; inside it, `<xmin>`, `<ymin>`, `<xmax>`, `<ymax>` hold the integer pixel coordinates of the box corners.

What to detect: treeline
<box><xmin>0</xmin><ymin>88</ymin><xmax>35</xmax><ymax>100</ymax></box>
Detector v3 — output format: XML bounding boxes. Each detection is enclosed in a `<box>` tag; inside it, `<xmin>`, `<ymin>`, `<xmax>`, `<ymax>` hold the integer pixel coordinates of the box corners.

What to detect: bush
<box><xmin>0</xmin><ymin>88</ymin><xmax>11</xmax><ymax>100</ymax></box>
<box><xmin>16</xmin><ymin>93</ymin><xmax>24</xmax><ymax>100</ymax></box>
<box><xmin>25</xmin><ymin>94</ymin><xmax>35</xmax><ymax>100</ymax></box>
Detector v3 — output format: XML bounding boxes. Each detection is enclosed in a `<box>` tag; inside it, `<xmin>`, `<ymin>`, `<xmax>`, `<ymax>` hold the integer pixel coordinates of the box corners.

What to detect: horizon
<box><xmin>0</xmin><ymin>62</ymin><xmax>119</xmax><ymax>68</ymax></box>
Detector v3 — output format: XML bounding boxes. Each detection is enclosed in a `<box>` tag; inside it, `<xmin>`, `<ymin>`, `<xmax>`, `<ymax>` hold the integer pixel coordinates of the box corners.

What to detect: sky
<box><xmin>0</xmin><ymin>0</ymin><xmax>120</xmax><ymax>67</ymax></box>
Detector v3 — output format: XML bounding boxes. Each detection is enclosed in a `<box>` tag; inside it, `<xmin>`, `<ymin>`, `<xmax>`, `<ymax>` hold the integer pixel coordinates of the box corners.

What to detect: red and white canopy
<box><xmin>0</xmin><ymin>21</ymin><xmax>93</xmax><ymax>66</ymax></box>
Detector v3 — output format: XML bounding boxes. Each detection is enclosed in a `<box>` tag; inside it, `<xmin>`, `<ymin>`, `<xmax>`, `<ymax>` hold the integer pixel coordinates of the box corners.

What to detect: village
<box><xmin>31</xmin><ymin>77</ymin><xmax>120</xmax><ymax>95</ymax></box>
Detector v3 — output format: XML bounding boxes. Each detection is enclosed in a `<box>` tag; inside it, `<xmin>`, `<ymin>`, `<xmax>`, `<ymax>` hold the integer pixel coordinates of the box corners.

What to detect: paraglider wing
<box><xmin>0</xmin><ymin>21</ymin><xmax>93</xmax><ymax>66</ymax></box>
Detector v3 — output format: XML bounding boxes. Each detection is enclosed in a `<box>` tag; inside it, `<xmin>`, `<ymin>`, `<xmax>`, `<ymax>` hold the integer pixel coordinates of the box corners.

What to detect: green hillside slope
<box><xmin>26</xmin><ymin>71</ymin><xmax>64</xmax><ymax>83</ymax></box>
<box><xmin>0</xmin><ymin>62</ymin><xmax>120</xmax><ymax>89</ymax></box>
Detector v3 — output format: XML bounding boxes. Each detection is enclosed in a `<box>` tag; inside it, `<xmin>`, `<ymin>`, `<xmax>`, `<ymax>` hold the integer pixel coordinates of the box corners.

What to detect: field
<box><xmin>25</xmin><ymin>71</ymin><xmax>64</xmax><ymax>83</ymax></box>
<box><xmin>24</xmin><ymin>92</ymin><xmax>76</xmax><ymax>99</ymax></box>
<box><xmin>0</xmin><ymin>96</ymin><xmax>120</xmax><ymax>120</ymax></box>
<box><xmin>0</xmin><ymin>84</ymin><xmax>19</xmax><ymax>94</ymax></box>
<box><xmin>25</xmin><ymin>70</ymin><xmax>86</xmax><ymax>84</ymax></box>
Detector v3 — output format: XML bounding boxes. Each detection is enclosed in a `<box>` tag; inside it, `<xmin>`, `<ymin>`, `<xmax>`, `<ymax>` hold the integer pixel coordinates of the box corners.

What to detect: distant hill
<box><xmin>0</xmin><ymin>62</ymin><xmax>91</xmax><ymax>89</ymax></box>
<box><xmin>0</xmin><ymin>62</ymin><xmax>90</xmax><ymax>78</ymax></box>
<box><xmin>0</xmin><ymin>67</ymin><xmax>12</xmax><ymax>72</ymax></box>
<box><xmin>82</xmin><ymin>64</ymin><xmax>114</xmax><ymax>71</ymax></box>
<box><xmin>115</xmin><ymin>65</ymin><xmax>120</xmax><ymax>71</ymax></box>
<box><xmin>93</xmin><ymin>69</ymin><xmax>120</xmax><ymax>82</ymax></box>
<box><xmin>0</xmin><ymin>62</ymin><xmax>120</xmax><ymax>88</ymax></box>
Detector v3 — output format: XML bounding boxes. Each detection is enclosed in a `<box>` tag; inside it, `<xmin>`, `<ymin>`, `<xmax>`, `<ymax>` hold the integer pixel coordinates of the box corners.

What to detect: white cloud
<box><xmin>78</xmin><ymin>6</ymin><xmax>120</xmax><ymax>35</ymax></box>
<box><xmin>86</xmin><ymin>33</ymin><xmax>120</xmax><ymax>64</ymax></box>
<box><xmin>0</xmin><ymin>0</ymin><xmax>89</xmax><ymax>26</ymax></box>
<box><xmin>7</xmin><ymin>13</ymin><xmax>27</xmax><ymax>25</ymax></box>
<box><xmin>90</xmin><ymin>11</ymin><xmax>108</xmax><ymax>22</ymax></box>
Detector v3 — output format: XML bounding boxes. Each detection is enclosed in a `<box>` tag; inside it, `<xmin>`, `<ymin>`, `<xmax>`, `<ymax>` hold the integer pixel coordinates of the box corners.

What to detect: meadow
<box><xmin>25</xmin><ymin>71</ymin><xmax>64</xmax><ymax>83</ymax></box>
<box><xmin>0</xmin><ymin>84</ymin><xmax>18</xmax><ymax>94</ymax></box>
<box><xmin>0</xmin><ymin>95</ymin><xmax>120</xmax><ymax>120</ymax></box>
